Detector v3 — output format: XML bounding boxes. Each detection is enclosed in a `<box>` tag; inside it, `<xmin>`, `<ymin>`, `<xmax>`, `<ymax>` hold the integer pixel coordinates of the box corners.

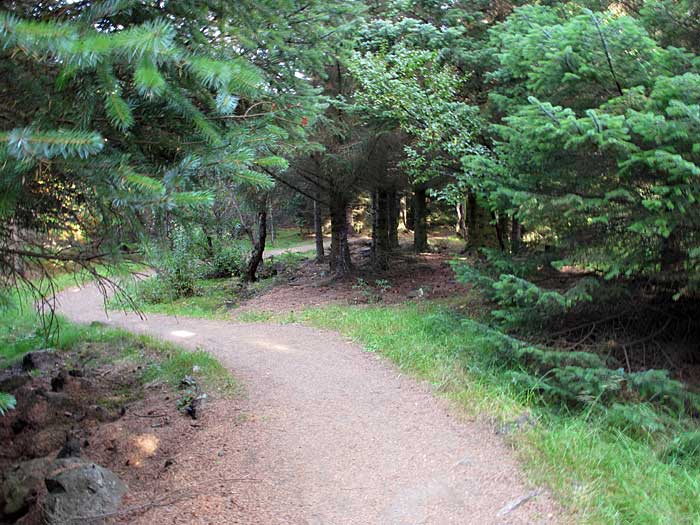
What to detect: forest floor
<box><xmin>49</xmin><ymin>253</ymin><xmax>560</xmax><ymax>524</ymax></box>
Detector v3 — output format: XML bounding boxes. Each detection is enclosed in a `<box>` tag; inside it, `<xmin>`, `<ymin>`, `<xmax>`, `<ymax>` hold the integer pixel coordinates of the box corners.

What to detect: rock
<box><xmin>50</xmin><ymin>371</ymin><xmax>67</xmax><ymax>392</ymax></box>
<box><xmin>11</xmin><ymin>417</ymin><xmax>29</xmax><ymax>435</ymax></box>
<box><xmin>0</xmin><ymin>365</ymin><xmax>30</xmax><ymax>392</ymax></box>
<box><xmin>56</xmin><ymin>435</ymin><xmax>81</xmax><ymax>459</ymax></box>
<box><xmin>22</xmin><ymin>350</ymin><xmax>60</xmax><ymax>373</ymax></box>
<box><xmin>407</xmin><ymin>286</ymin><xmax>430</xmax><ymax>299</ymax></box>
<box><xmin>496</xmin><ymin>412</ymin><xmax>537</xmax><ymax>435</ymax></box>
<box><xmin>85</xmin><ymin>405</ymin><xmax>120</xmax><ymax>423</ymax></box>
<box><xmin>1</xmin><ymin>457</ymin><xmax>52</xmax><ymax>517</ymax></box>
<box><xmin>42</xmin><ymin>458</ymin><xmax>127</xmax><ymax>524</ymax></box>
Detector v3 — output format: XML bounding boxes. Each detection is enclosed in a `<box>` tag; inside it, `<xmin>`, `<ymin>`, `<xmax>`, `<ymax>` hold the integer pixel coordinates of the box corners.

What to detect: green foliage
<box><xmin>206</xmin><ymin>241</ymin><xmax>249</xmax><ymax>279</ymax></box>
<box><xmin>663</xmin><ymin>431</ymin><xmax>700</xmax><ymax>469</ymax></box>
<box><xmin>484</xmin><ymin>5</ymin><xmax>700</xmax><ymax>296</ymax></box>
<box><xmin>452</xmin><ymin>261</ymin><xmax>598</xmax><ymax>327</ymax></box>
<box><xmin>352</xmin><ymin>278</ymin><xmax>392</xmax><ymax>303</ymax></box>
<box><xmin>0</xmin><ymin>392</ymin><xmax>16</xmax><ymax>416</ymax></box>
<box><xmin>0</xmin><ymin>0</ymin><xmax>360</xmax><ymax>294</ymax></box>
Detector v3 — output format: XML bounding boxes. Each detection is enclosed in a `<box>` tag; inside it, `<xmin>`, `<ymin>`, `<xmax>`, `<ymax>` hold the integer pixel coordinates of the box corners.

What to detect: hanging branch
<box><xmin>588</xmin><ymin>10</ymin><xmax>624</xmax><ymax>96</ymax></box>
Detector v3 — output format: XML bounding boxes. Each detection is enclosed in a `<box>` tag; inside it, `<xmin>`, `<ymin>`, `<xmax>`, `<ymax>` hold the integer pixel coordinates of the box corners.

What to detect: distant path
<box><xmin>265</xmin><ymin>242</ymin><xmax>317</xmax><ymax>257</ymax></box>
<box><xmin>57</xmin><ymin>283</ymin><xmax>557</xmax><ymax>524</ymax></box>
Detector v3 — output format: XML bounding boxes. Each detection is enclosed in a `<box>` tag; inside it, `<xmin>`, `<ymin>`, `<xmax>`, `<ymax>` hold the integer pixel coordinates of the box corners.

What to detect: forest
<box><xmin>1</xmin><ymin>0</ymin><xmax>699</xmax><ymax>523</ymax></box>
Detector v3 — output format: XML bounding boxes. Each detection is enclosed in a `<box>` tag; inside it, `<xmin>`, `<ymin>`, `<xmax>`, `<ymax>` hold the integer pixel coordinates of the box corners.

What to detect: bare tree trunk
<box><xmin>372</xmin><ymin>190</ymin><xmax>390</xmax><ymax>269</ymax></box>
<box><xmin>345</xmin><ymin>204</ymin><xmax>354</xmax><ymax>236</ymax></box>
<box><xmin>511</xmin><ymin>217</ymin><xmax>522</xmax><ymax>254</ymax></box>
<box><xmin>400</xmin><ymin>196</ymin><xmax>408</xmax><ymax>230</ymax></box>
<box><xmin>466</xmin><ymin>191</ymin><xmax>478</xmax><ymax>247</ymax></box>
<box><xmin>313</xmin><ymin>194</ymin><xmax>324</xmax><ymax>263</ymax></box>
<box><xmin>456</xmin><ymin>201</ymin><xmax>468</xmax><ymax>241</ymax></box>
<box><xmin>495</xmin><ymin>213</ymin><xmax>509</xmax><ymax>252</ymax></box>
<box><xmin>413</xmin><ymin>187</ymin><xmax>428</xmax><ymax>253</ymax></box>
<box><xmin>245</xmin><ymin>211</ymin><xmax>267</xmax><ymax>282</ymax></box>
<box><xmin>388</xmin><ymin>190</ymin><xmax>399</xmax><ymax>249</ymax></box>
<box><xmin>330</xmin><ymin>193</ymin><xmax>352</xmax><ymax>277</ymax></box>
<box><xmin>268</xmin><ymin>199</ymin><xmax>275</xmax><ymax>245</ymax></box>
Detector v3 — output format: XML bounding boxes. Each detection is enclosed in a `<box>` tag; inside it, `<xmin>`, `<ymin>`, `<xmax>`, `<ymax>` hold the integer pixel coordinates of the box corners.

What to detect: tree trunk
<box><xmin>313</xmin><ymin>194</ymin><xmax>324</xmax><ymax>263</ymax></box>
<box><xmin>511</xmin><ymin>217</ymin><xmax>522</xmax><ymax>254</ymax></box>
<box><xmin>456</xmin><ymin>201</ymin><xmax>468</xmax><ymax>241</ymax></box>
<box><xmin>495</xmin><ymin>213</ymin><xmax>509</xmax><ymax>252</ymax></box>
<box><xmin>345</xmin><ymin>204</ymin><xmax>354</xmax><ymax>236</ymax></box>
<box><xmin>268</xmin><ymin>199</ymin><xmax>275</xmax><ymax>245</ymax></box>
<box><xmin>372</xmin><ymin>190</ymin><xmax>390</xmax><ymax>269</ymax></box>
<box><xmin>466</xmin><ymin>191</ymin><xmax>478</xmax><ymax>247</ymax></box>
<box><xmin>330</xmin><ymin>193</ymin><xmax>352</xmax><ymax>277</ymax></box>
<box><xmin>399</xmin><ymin>195</ymin><xmax>408</xmax><ymax>230</ymax></box>
<box><xmin>413</xmin><ymin>187</ymin><xmax>428</xmax><ymax>253</ymax></box>
<box><xmin>245</xmin><ymin>210</ymin><xmax>267</xmax><ymax>282</ymax></box>
<box><xmin>388</xmin><ymin>190</ymin><xmax>399</xmax><ymax>249</ymax></box>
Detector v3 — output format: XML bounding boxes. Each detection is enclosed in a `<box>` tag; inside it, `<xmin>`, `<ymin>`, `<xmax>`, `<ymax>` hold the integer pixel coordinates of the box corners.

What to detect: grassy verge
<box><xmin>294</xmin><ymin>303</ymin><xmax>700</xmax><ymax>524</ymax></box>
<box><xmin>1</xmin><ymin>273</ymin><xmax>234</xmax><ymax>394</ymax></box>
<box><xmin>109</xmin><ymin>251</ymin><xmax>312</xmax><ymax>319</ymax></box>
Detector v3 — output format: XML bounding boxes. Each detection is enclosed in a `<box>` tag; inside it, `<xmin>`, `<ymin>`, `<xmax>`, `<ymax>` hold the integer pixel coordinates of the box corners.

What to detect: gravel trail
<box><xmin>57</xmin><ymin>283</ymin><xmax>558</xmax><ymax>524</ymax></box>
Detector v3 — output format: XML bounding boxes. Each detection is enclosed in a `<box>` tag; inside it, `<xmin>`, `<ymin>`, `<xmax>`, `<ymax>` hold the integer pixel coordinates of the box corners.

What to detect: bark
<box><xmin>466</xmin><ymin>191</ymin><xmax>478</xmax><ymax>247</ymax></box>
<box><xmin>399</xmin><ymin>196</ymin><xmax>408</xmax><ymax>230</ymax></box>
<box><xmin>388</xmin><ymin>190</ymin><xmax>400</xmax><ymax>249</ymax></box>
<box><xmin>456</xmin><ymin>201</ymin><xmax>468</xmax><ymax>241</ymax></box>
<box><xmin>245</xmin><ymin>210</ymin><xmax>267</xmax><ymax>282</ymax></box>
<box><xmin>345</xmin><ymin>205</ymin><xmax>354</xmax><ymax>236</ymax></box>
<box><xmin>268</xmin><ymin>200</ymin><xmax>275</xmax><ymax>245</ymax></box>
<box><xmin>413</xmin><ymin>187</ymin><xmax>429</xmax><ymax>253</ymax></box>
<box><xmin>329</xmin><ymin>193</ymin><xmax>352</xmax><ymax>277</ymax></box>
<box><xmin>511</xmin><ymin>217</ymin><xmax>522</xmax><ymax>254</ymax></box>
<box><xmin>495</xmin><ymin>214</ymin><xmax>509</xmax><ymax>252</ymax></box>
<box><xmin>313</xmin><ymin>195</ymin><xmax>324</xmax><ymax>263</ymax></box>
<box><xmin>372</xmin><ymin>190</ymin><xmax>390</xmax><ymax>269</ymax></box>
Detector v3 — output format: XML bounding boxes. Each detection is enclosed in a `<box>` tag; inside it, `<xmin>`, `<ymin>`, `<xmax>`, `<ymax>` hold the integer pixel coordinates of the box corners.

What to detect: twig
<box><xmin>70</xmin><ymin>478</ymin><xmax>262</xmax><ymax>520</ymax></box>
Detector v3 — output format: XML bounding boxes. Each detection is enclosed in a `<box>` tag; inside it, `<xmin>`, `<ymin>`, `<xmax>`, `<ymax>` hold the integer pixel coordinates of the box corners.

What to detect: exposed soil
<box><xmin>42</xmin><ymin>273</ymin><xmax>562</xmax><ymax>524</ymax></box>
<box><xmin>240</xmin><ymin>240</ymin><xmax>471</xmax><ymax>316</ymax></box>
<box><xmin>0</xmin><ymin>341</ymin><xmax>243</xmax><ymax>524</ymax></box>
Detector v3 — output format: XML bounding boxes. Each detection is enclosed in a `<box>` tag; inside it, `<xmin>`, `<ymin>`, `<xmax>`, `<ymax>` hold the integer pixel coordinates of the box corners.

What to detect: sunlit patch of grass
<box><xmin>235</xmin><ymin>311</ymin><xmax>274</xmax><ymax>323</ymax></box>
<box><xmin>109</xmin><ymin>277</ymin><xmax>235</xmax><ymax>319</ymax></box>
<box><xmin>267</xmin><ymin>228</ymin><xmax>313</xmax><ymax>249</ymax></box>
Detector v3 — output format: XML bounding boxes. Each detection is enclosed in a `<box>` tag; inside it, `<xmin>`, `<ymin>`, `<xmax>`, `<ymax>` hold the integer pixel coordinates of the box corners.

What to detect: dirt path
<box><xmin>57</xmin><ymin>283</ymin><xmax>558</xmax><ymax>524</ymax></box>
<box><xmin>264</xmin><ymin>242</ymin><xmax>318</xmax><ymax>257</ymax></box>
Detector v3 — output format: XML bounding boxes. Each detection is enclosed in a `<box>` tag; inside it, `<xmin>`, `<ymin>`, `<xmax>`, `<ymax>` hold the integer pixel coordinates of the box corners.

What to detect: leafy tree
<box><xmin>482</xmin><ymin>5</ymin><xmax>700</xmax><ymax>297</ymax></box>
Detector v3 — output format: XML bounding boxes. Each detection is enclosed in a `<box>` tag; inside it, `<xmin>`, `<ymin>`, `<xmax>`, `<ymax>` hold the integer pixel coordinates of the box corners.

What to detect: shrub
<box><xmin>205</xmin><ymin>241</ymin><xmax>248</xmax><ymax>278</ymax></box>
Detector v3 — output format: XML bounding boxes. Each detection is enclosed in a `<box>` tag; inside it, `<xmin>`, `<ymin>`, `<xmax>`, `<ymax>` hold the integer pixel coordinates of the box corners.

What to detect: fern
<box><xmin>0</xmin><ymin>393</ymin><xmax>16</xmax><ymax>416</ymax></box>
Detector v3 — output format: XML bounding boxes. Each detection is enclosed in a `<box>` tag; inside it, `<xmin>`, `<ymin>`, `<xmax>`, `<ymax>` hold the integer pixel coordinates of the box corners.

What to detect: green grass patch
<box><xmin>108</xmin><ymin>277</ymin><xmax>236</xmax><ymax>319</ymax></box>
<box><xmin>296</xmin><ymin>302</ymin><xmax>700</xmax><ymax>524</ymax></box>
<box><xmin>267</xmin><ymin>228</ymin><xmax>313</xmax><ymax>250</ymax></box>
<box><xmin>1</xmin><ymin>268</ymin><xmax>234</xmax><ymax>398</ymax></box>
<box><xmin>111</xmin><ymin>252</ymin><xmax>312</xmax><ymax>320</ymax></box>
<box><xmin>236</xmin><ymin>311</ymin><xmax>275</xmax><ymax>323</ymax></box>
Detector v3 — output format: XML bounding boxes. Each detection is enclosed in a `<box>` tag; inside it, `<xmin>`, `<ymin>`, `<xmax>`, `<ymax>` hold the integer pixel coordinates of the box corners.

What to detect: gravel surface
<box><xmin>57</xmin><ymin>283</ymin><xmax>560</xmax><ymax>524</ymax></box>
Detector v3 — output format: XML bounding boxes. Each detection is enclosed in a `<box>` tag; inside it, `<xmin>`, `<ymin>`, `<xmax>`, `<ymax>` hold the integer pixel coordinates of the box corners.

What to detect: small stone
<box><xmin>22</xmin><ymin>350</ymin><xmax>60</xmax><ymax>373</ymax></box>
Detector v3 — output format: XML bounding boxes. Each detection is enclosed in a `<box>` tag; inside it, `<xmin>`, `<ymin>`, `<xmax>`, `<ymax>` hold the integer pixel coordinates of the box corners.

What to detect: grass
<box><xmin>294</xmin><ymin>302</ymin><xmax>700</xmax><ymax>524</ymax></box>
<box><xmin>111</xmin><ymin>277</ymin><xmax>236</xmax><ymax>319</ymax></box>
<box><xmin>110</xmin><ymin>251</ymin><xmax>313</xmax><ymax>319</ymax></box>
<box><xmin>1</xmin><ymin>270</ymin><xmax>234</xmax><ymax>397</ymax></box>
<box><xmin>267</xmin><ymin>228</ymin><xmax>313</xmax><ymax>250</ymax></box>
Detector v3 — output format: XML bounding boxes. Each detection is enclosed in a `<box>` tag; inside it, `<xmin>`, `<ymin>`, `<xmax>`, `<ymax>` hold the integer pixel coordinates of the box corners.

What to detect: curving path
<box><xmin>57</xmin><ymin>282</ymin><xmax>558</xmax><ymax>524</ymax></box>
